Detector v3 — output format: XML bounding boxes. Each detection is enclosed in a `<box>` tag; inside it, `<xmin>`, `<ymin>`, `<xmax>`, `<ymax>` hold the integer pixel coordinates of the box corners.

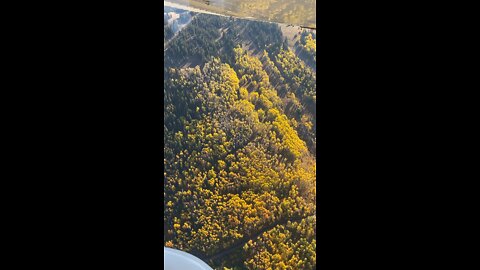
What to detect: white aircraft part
<box><xmin>164</xmin><ymin>247</ymin><xmax>213</xmax><ymax>270</ymax></box>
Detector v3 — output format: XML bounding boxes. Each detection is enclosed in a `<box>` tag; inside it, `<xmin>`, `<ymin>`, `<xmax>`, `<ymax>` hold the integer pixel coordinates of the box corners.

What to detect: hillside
<box><xmin>164</xmin><ymin>12</ymin><xmax>316</xmax><ymax>270</ymax></box>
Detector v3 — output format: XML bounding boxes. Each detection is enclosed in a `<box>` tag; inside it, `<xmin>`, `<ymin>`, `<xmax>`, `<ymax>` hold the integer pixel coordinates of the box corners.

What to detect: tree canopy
<box><xmin>164</xmin><ymin>12</ymin><xmax>316</xmax><ymax>270</ymax></box>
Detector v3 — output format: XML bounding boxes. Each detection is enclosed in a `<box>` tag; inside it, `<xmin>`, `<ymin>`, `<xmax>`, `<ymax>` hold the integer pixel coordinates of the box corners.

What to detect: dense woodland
<box><xmin>164</xmin><ymin>18</ymin><xmax>174</xmax><ymax>43</ymax></box>
<box><xmin>299</xmin><ymin>31</ymin><xmax>316</xmax><ymax>62</ymax></box>
<box><xmin>164</xmin><ymin>13</ymin><xmax>316</xmax><ymax>270</ymax></box>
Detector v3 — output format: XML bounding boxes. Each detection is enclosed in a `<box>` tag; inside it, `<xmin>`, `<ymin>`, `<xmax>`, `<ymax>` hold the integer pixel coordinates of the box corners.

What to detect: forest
<box><xmin>164</xmin><ymin>11</ymin><xmax>316</xmax><ymax>270</ymax></box>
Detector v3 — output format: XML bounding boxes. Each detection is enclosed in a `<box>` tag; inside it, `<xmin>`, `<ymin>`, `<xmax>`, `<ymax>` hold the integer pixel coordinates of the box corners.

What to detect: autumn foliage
<box><xmin>164</xmin><ymin>13</ymin><xmax>316</xmax><ymax>270</ymax></box>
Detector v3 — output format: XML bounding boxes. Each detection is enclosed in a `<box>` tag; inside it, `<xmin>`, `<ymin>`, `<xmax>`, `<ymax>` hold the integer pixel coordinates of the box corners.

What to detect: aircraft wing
<box><xmin>164</xmin><ymin>247</ymin><xmax>213</xmax><ymax>270</ymax></box>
